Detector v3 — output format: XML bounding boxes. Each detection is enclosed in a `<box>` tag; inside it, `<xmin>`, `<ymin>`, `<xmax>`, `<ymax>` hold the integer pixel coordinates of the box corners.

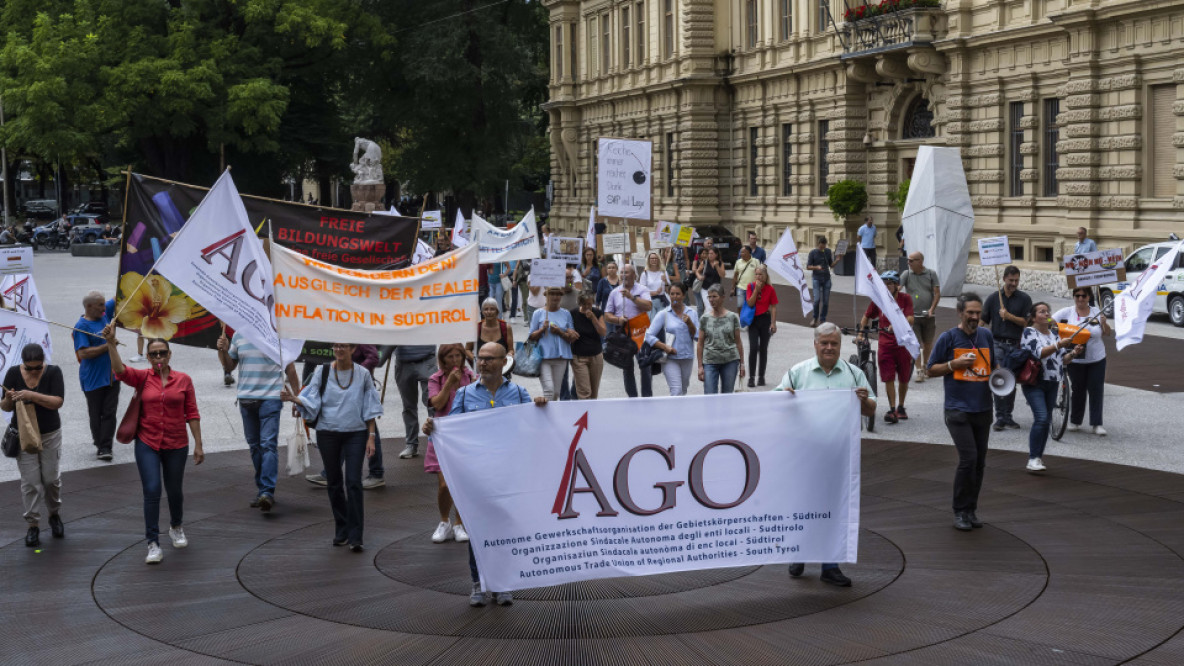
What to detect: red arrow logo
<box><xmin>552</xmin><ymin>412</ymin><xmax>590</xmax><ymax>515</ymax></box>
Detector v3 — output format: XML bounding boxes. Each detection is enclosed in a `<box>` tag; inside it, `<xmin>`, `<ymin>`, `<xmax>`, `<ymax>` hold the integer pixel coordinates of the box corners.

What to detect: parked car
<box><xmin>68</xmin><ymin>215</ymin><xmax>111</xmax><ymax>244</ymax></box>
<box><xmin>688</xmin><ymin>225</ymin><xmax>743</xmax><ymax>268</ymax></box>
<box><xmin>1097</xmin><ymin>240</ymin><xmax>1184</xmax><ymax>327</ymax></box>
<box><xmin>22</xmin><ymin>199</ymin><xmax>59</xmax><ymax>220</ymax></box>
<box><xmin>71</xmin><ymin>201</ymin><xmax>109</xmax><ymax>222</ymax></box>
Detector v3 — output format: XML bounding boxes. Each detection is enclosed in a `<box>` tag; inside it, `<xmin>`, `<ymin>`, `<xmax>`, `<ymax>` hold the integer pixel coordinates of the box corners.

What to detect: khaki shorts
<box><xmin>912</xmin><ymin>316</ymin><xmax>937</xmax><ymax>344</ymax></box>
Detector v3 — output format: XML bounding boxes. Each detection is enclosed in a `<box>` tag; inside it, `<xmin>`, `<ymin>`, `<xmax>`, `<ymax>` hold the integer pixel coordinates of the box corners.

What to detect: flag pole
<box><xmin>268</xmin><ymin>217</ymin><xmax>297</xmax><ymax>398</ymax></box>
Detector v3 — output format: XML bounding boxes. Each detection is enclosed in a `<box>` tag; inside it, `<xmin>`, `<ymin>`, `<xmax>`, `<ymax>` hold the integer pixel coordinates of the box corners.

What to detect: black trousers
<box><xmin>945</xmin><ymin>409</ymin><xmax>992</xmax><ymax>514</ymax></box>
<box><xmin>747</xmin><ymin>312</ymin><xmax>772</xmax><ymax>380</ymax></box>
<box><xmin>84</xmin><ymin>382</ymin><xmax>121</xmax><ymax>451</ymax></box>
<box><xmin>1067</xmin><ymin>358</ymin><xmax>1106</xmax><ymax>427</ymax></box>
<box><xmin>318</xmin><ymin>430</ymin><xmax>367</xmax><ymax>545</ymax></box>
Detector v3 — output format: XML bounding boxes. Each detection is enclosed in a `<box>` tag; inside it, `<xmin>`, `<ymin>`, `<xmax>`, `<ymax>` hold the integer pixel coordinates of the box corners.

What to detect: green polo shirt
<box><xmin>774</xmin><ymin>356</ymin><xmax>872</xmax><ymax>392</ymax></box>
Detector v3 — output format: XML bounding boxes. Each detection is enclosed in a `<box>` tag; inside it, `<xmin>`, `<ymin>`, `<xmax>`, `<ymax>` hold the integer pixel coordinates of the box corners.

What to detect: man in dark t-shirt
<box><xmin>980</xmin><ymin>265</ymin><xmax>1031</xmax><ymax>431</ymax></box>
<box><xmin>805</xmin><ymin>236</ymin><xmax>844</xmax><ymax>326</ymax></box>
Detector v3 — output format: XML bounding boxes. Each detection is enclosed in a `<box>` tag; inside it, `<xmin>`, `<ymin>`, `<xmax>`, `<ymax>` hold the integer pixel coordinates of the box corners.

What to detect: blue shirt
<box><xmin>296</xmin><ymin>364</ymin><xmax>383</xmax><ymax>432</ymax></box>
<box><xmin>1074</xmin><ymin>238</ymin><xmax>1098</xmax><ymax>254</ymax></box>
<box><xmin>73</xmin><ymin>315</ymin><xmax>112</xmax><ymax>392</ymax></box>
<box><xmin>928</xmin><ymin>326</ymin><xmax>997</xmax><ymax>413</ymax></box>
<box><xmin>858</xmin><ymin>224</ymin><xmax>877</xmax><ymax>249</ymax></box>
<box><xmin>530</xmin><ymin>307</ymin><xmax>574</xmax><ymax>360</ymax></box>
<box><xmin>449</xmin><ymin>378</ymin><xmax>532</xmax><ymax>414</ymax></box>
<box><xmin>228</xmin><ymin>333</ymin><xmax>284</xmax><ymax>400</ymax></box>
<box><xmin>751</xmin><ymin>246</ymin><xmax>766</xmax><ymax>263</ymax></box>
<box><xmin>644</xmin><ymin>307</ymin><xmax>698</xmax><ymax>359</ymax></box>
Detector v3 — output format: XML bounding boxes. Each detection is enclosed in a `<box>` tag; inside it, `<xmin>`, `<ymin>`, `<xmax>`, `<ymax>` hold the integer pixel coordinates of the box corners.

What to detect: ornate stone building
<box><xmin>541</xmin><ymin>0</ymin><xmax>1184</xmax><ymax>289</ymax></box>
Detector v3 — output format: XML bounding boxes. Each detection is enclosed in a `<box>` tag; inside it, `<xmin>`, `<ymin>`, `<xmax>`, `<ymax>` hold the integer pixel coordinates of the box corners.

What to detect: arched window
<box><xmin>902</xmin><ymin>96</ymin><xmax>935</xmax><ymax>140</ymax></box>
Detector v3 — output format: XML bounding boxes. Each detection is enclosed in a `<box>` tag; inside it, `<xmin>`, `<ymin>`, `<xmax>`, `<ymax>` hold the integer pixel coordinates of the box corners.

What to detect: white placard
<box><xmin>0</xmin><ymin>246</ymin><xmax>33</xmax><ymax>276</ymax></box>
<box><xmin>834</xmin><ymin>239</ymin><xmax>849</xmax><ymax>256</ymax></box>
<box><xmin>977</xmin><ymin>236</ymin><xmax>1011</xmax><ymax>266</ymax></box>
<box><xmin>421</xmin><ymin>210</ymin><xmax>442</xmax><ymax>230</ymax></box>
<box><xmin>597</xmin><ymin>137</ymin><xmax>653</xmax><ymax>220</ymax></box>
<box><xmin>432</xmin><ymin>391</ymin><xmax>861</xmax><ymax>593</ymax></box>
<box><xmin>600</xmin><ymin>233</ymin><xmax>631</xmax><ymax>255</ymax></box>
<box><xmin>528</xmin><ymin>259</ymin><xmax>567</xmax><ymax>288</ymax></box>
<box><xmin>546</xmin><ymin>236</ymin><xmax>584</xmax><ymax>265</ymax></box>
<box><xmin>648</xmin><ymin>232</ymin><xmax>672</xmax><ymax>250</ymax></box>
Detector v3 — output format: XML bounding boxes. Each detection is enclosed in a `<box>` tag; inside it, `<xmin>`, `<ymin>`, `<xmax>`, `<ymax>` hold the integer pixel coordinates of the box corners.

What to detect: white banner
<box><xmin>432</xmin><ymin>391</ymin><xmax>861</xmax><ymax>592</ymax></box>
<box><xmin>0</xmin><ymin>246</ymin><xmax>33</xmax><ymax>276</ymax></box>
<box><xmin>0</xmin><ymin>309</ymin><xmax>53</xmax><ymax>424</ymax></box>
<box><xmin>151</xmin><ymin>170</ymin><xmax>302</xmax><ymax>366</ymax></box>
<box><xmin>272</xmin><ymin>241</ymin><xmax>479</xmax><ymax>346</ymax></box>
<box><xmin>766</xmin><ymin>229</ymin><xmax>815</xmax><ymax>318</ymax></box>
<box><xmin>472</xmin><ymin>207</ymin><xmax>541</xmax><ymax>264</ymax></box>
<box><xmin>1</xmin><ymin>274</ymin><xmax>52</xmax><ymax>362</ymax></box>
<box><xmin>1115</xmin><ymin>240</ymin><xmax>1184</xmax><ymax>350</ymax></box>
<box><xmin>855</xmin><ymin>246</ymin><xmax>921</xmax><ymax>359</ymax></box>
<box><xmin>597</xmin><ymin>138</ymin><xmax>653</xmax><ymax>221</ymax></box>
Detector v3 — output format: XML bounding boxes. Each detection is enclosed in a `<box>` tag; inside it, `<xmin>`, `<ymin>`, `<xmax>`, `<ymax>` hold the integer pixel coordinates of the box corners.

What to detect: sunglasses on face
<box><xmin>147</xmin><ymin>350</ymin><xmax>169</xmax><ymax>358</ymax></box>
<box><xmin>1074</xmin><ymin>294</ymin><xmax>1089</xmax><ymax>299</ymax></box>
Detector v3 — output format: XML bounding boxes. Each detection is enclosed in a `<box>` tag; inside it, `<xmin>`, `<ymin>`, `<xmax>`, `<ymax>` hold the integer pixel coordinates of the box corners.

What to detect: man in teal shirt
<box><xmin>774</xmin><ymin>322</ymin><xmax>875</xmax><ymax>588</ymax></box>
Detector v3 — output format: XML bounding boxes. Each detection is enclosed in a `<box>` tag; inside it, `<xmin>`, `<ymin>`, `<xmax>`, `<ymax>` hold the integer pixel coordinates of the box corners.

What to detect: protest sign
<box><xmin>0</xmin><ymin>309</ymin><xmax>53</xmax><ymax>424</ymax></box>
<box><xmin>654</xmin><ymin>221</ymin><xmax>676</xmax><ymax>244</ymax></box>
<box><xmin>529</xmin><ymin>259</ymin><xmax>567</xmax><ymax>288</ymax></box>
<box><xmin>0</xmin><ymin>246</ymin><xmax>32</xmax><ymax>276</ymax></box>
<box><xmin>421</xmin><ymin>210</ymin><xmax>443</xmax><ymax>230</ymax></box>
<box><xmin>151</xmin><ymin>170</ymin><xmax>303</xmax><ymax>365</ymax></box>
<box><xmin>766</xmin><ymin>229</ymin><xmax>815</xmax><ymax>318</ymax></box>
<box><xmin>118</xmin><ymin>173</ymin><xmax>418</xmax><ymax>350</ymax></box>
<box><xmin>977</xmin><ymin>236</ymin><xmax>1011</xmax><ymax>266</ymax></box>
<box><xmin>432</xmin><ymin>391</ymin><xmax>861</xmax><ymax>592</ymax></box>
<box><xmin>835</xmin><ymin>239</ymin><xmax>849</xmax><ymax>257</ymax></box>
<box><xmin>472</xmin><ymin>208</ymin><xmax>541</xmax><ymax>264</ymax></box>
<box><xmin>674</xmin><ymin>226</ymin><xmax>695</xmax><ymax>247</ymax></box>
<box><xmin>2</xmin><ymin>274</ymin><xmax>52</xmax><ymax>362</ymax></box>
<box><xmin>272</xmin><ymin>242</ymin><xmax>479</xmax><ymax>346</ymax></box>
<box><xmin>1063</xmin><ymin>248</ymin><xmax>1126</xmax><ymax>289</ymax></box>
<box><xmin>597</xmin><ymin>138</ymin><xmax>653</xmax><ymax>221</ymax></box>
<box><xmin>647</xmin><ymin>232</ymin><xmax>672</xmax><ymax>250</ymax></box>
<box><xmin>599</xmin><ymin>233</ymin><xmax>633</xmax><ymax>255</ymax></box>
<box><xmin>547</xmin><ymin>236</ymin><xmax>584</xmax><ymax>264</ymax></box>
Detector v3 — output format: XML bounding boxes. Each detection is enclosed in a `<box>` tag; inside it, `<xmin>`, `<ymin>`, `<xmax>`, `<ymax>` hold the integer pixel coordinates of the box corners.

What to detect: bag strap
<box><xmin>318</xmin><ymin>363</ymin><xmax>331</xmax><ymax>398</ymax></box>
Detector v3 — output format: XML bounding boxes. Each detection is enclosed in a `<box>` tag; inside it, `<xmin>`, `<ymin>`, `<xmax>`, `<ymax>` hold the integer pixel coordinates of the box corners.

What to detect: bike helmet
<box><xmin>879</xmin><ymin>270</ymin><xmax>900</xmax><ymax>284</ymax></box>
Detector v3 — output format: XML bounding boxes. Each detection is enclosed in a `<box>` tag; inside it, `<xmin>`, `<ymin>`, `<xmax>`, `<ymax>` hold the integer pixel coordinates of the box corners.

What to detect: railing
<box><xmin>841</xmin><ymin>8</ymin><xmax>944</xmax><ymax>56</ymax></box>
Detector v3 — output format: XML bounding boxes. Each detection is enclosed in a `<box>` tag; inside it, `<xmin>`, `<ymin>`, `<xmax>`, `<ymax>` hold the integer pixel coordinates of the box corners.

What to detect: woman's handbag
<box><xmin>513</xmin><ymin>340</ymin><xmax>543</xmax><ymax>378</ymax></box>
<box><xmin>1016</xmin><ymin>355</ymin><xmax>1042</xmax><ymax>387</ymax></box>
<box><xmin>500</xmin><ymin>274</ymin><xmax>512</xmax><ymax>293</ymax></box>
<box><xmin>14</xmin><ymin>400</ymin><xmax>41</xmax><ymax>454</ymax></box>
<box><xmin>285</xmin><ymin>419</ymin><xmax>312</xmax><ymax>476</ymax></box>
<box><xmin>115</xmin><ymin>386</ymin><xmax>142</xmax><ymax>444</ymax></box>
<box><xmin>2</xmin><ymin>422</ymin><xmax>20</xmax><ymax>458</ymax></box>
<box><xmin>739</xmin><ymin>298</ymin><xmax>756</xmax><ymax>328</ymax></box>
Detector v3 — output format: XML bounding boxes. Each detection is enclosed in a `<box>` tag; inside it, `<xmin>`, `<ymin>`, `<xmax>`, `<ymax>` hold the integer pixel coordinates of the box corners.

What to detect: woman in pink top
<box><xmin>425</xmin><ymin>343</ymin><xmax>476</xmax><ymax>544</ymax></box>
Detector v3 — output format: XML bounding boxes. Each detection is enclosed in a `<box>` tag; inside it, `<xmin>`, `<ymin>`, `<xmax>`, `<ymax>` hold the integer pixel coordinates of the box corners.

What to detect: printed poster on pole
<box><xmin>596</xmin><ymin>138</ymin><xmax>653</xmax><ymax>222</ymax></box>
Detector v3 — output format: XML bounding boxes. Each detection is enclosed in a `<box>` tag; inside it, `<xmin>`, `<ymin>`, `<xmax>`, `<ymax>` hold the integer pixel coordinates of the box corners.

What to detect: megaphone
<box><xmin>989</xmin><ymin>368</ymin><xmax>1016</xmax><ymax>397</ymax></box>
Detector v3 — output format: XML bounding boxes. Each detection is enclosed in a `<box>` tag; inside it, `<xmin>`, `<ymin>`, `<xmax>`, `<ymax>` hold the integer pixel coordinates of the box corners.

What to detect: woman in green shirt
<box><xmin>696</xmin><ymin>284</ymin><xmax>745</xmax><ymax>394</ymax></box>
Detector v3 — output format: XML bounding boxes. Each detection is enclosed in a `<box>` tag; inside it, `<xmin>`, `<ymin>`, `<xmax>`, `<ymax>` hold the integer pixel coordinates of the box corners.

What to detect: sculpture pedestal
<box><xmin>350</xmin><ymin>184</ymin><xmax>387</xmax><ymax>214</ymax></box>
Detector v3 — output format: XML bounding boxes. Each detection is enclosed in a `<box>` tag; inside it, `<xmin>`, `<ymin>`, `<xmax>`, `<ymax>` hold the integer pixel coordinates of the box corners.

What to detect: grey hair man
<box><xmin>73</xmin><ymin>291</ymin><xmax>119</xmax><ymax>461</ymax></box>
<box><xmin>901</xmin><ymin>251</ymin><xmax>941</xmax><ymax>381</ymax></box>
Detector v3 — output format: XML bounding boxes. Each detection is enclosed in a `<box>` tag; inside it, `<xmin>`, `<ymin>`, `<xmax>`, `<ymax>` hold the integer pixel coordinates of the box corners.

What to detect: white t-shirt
<box><xmin>639</xmin><ymin>269</ymin><xmax>669</xmax><ymax>299</ymax></box>
<box><xmin>1051</xmin><ymin>306</ymin><xmax>1106</xmax><ymax>364</ymax></box>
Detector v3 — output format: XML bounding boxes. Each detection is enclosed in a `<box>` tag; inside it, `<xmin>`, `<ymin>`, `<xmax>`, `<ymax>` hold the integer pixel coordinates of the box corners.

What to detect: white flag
<box><xmin>0</xmin><ymin>309</ymin><xmax>53</xmax><ymax>424</ymax></box>
<box><xmin>765</xmin><ymin>229</ymin><xmax>814</xmax><ymax>318</ymax></box>
<box><xmin>1115</xmin><ymin>240</ymin><xmax>1184</xmax><ymax>350</ymax></box>
<box><xmin>412</xmin><ymin>238</ymin><xmax>435</xmax><ymax>265</ymax></box>
<box><xmin>1</xmin><ymin>274</ymin><xmax>52</xmax><ymax>362</ymax></box>
<box><xmin>585</xmin><ymin>205</ymin><xmax>596</xmax><ymax>251</ymax></box>
<box><xmin>451</xmin><ymin>210</ymin><xmax>469</xmax><ymax>248</ymax></box>
<box><xmin>152</xmin><ymin>170</ymin><xmax>303</xmax><ymax>366</ymax></box>
<box><xmin>854</xmin><ymin>246</ymin><xmax>921</xmax><ymax>359</ymax></box>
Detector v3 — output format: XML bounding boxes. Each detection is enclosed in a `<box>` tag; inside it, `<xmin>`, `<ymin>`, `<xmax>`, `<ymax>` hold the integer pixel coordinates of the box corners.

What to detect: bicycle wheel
<box><xmin>861</xmin><ymin>360</ymin><xmax>877</xmax><ymax>433</ymax></box>
<box><xmin>1050</xmin><ymin>377</ymin><xmax>1071</xmax><ymax>441</ymax></box>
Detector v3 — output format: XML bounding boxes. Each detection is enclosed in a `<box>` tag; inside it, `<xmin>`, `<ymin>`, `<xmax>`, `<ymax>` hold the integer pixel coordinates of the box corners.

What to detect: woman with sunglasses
<box><xmin>2</xmin><ymin>344</ymin><xmax>65</xmax><ymax>548</ymax></box>
<box><xmin>1052</xmin><ymin>288</ymin><xmax>1112</xmax><ymax>435</ymax></box>
<box><xmin>104</xmin><ymin>325</ymin><xmax>202</xmax><ymax>565</ymax></box>
<box><xmin>283</xmin><ymin>343</ymin><xmax>383</xmax><ymax>552</ymax></box>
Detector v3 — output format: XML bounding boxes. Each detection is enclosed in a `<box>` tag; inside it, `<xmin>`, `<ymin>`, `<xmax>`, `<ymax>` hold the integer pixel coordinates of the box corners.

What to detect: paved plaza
<box><xmin>3</xmin><ymin>251</ymin><xmax>1184</xmax><ymax>664</ymax></box>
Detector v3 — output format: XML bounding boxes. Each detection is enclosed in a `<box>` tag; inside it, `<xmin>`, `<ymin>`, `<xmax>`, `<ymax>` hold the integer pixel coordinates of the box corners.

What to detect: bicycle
<box><xmin>841</xmin><ymin>326</ymin><xmax>879</xmax><ymax>433</ymax></box>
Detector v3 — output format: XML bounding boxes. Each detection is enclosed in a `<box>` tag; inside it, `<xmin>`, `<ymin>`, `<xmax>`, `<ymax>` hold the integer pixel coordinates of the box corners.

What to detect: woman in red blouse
<box><xmin>745</xmin><ymin>266</ymin><xmax>779</xmax><ymax>388</ymax></box>
<box><xmin>104</xmin><ymin>324</ymin><xmax>203</xmax><ymax>565</ymax></box>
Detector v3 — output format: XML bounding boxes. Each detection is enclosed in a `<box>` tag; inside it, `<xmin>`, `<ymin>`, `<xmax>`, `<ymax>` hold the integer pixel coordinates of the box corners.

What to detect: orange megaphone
<box><xmin>1055</xmin><ymin>321</ymin><xmax>1091</xmax><ymax>345</ymax></box>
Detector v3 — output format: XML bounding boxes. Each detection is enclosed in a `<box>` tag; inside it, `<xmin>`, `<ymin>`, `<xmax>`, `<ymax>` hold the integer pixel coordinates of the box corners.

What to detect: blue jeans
<box><xmin>134</xmin><ymin>439</ymin><xmax>187</xmax><ymax>544</ymax></box>
<box><xmin>240</xmin><ymin>398</ymin><xmax>282</xmax><ymax>499</ymax></box>
<box><xmin>812</xmin><ymin>276</ymin><xmax>832</xmax><ymax>322</ymax></box>
<box><xmin>318</xmin><ymin>430</ymin><xmax>368</xmax><ymax>545</ymax></box>
<box><xmin>992</xmin><ymin>340</ymin><xmax>1019</xmax><ymax>423</ymax></box>
<box><xmin>1022</xmin><ymin>379</ymin><xmax>1059</xmax><ymax>459</ymax></box>
<box><xmin>703</xmin><ymin>360</ymin><xmax>739</xmax><ymax>394</ymax></box>
<box><xmin>489</xmin><ymin>281</ymin><xmax>505</xmax><ymax>314</ymax></box>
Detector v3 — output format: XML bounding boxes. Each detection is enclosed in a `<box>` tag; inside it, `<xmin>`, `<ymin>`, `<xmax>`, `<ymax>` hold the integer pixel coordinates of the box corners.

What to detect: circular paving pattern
<box><xmin>5</xmin><ymin>439</ymin><xmax>1184</xmax><ymax>664</ymax></box>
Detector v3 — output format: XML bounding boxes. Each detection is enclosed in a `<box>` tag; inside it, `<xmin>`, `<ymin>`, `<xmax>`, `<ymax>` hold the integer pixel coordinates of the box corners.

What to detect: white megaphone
<box><xmin>989</xmin><ymin>367</ymin><xmax>1016</xmax><ymax>397</ymax></box>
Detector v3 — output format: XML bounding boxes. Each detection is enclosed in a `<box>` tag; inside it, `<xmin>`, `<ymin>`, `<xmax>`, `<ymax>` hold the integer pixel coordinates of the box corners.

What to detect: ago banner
<box><xmin>272</xmin><ymin>242</ymin><xmax>479</xmax><ymax>346</ymax></box>
<box><xmin>117</xmin><ymin>173</ymin><xmax>419</xmax><ymax>350</ymax></box>
<box><xmin>431</xmin><ymin>391</ymin><xmax>861</xmax><ymax>592</ymax></box>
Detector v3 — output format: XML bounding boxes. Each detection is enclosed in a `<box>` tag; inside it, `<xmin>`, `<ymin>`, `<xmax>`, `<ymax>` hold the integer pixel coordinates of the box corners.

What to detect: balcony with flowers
<box><xmin>840</xmin><ymin>0</ymin><xmax>946</xmax><ymax>58</ymax></box>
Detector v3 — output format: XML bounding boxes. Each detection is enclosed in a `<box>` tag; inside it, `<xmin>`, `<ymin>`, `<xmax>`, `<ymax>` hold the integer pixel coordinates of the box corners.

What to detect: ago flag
<box><xmin>854</xmin><ymin>244</ymin><xmax>921</xmax><ymax>359</ymax></box>
<box><xmin>152</xmin><ymin>170</ymin><xmax>303</xmax><ymax>365</ymax></box>
<box><xmin>1115</xmin><ymin>240</ymin><xmax>1184</xmax><ymax>350</ymax></box>
<box><xmin>1</xmin><ymin>274</ymin><xmax>52</xmax><ymax>362</ymax></box>
<box><xmin>585</xmin><ymin>205</ymin><xmax>596</xmax><ymax>250</ymax></box>
<box><xmin>432</xmin><ymin>391</ymin><xmax>862</xmax><ymax>592</ymax></box>
<box><xmin>0</xmin><ymin>309</ymin><xmax>52</xmax><ymax>424</ymax></box>
<box><xmin>451</xmin><ymin>210</ymin><xmax>469</xmax><ymax>248</ymax></box>
<box><xmin>765</xmin><ymin>229</ymin><xmax>815</xmax><ymax>318</ymax></box>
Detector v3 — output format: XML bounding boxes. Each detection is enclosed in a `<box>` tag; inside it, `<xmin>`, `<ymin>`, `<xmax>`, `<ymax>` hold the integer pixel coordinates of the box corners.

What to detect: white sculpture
<box><xmin>351</xmin><ymin>137</ymin><xmax>384</xmax><ymax>185</ymax></box>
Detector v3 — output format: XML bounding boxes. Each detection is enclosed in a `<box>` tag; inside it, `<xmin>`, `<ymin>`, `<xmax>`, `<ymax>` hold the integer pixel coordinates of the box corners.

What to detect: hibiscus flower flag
<box><xmin>150</xmin><ymin>169</ymin><xmax>303</xmax><ymax>365</ymax></box>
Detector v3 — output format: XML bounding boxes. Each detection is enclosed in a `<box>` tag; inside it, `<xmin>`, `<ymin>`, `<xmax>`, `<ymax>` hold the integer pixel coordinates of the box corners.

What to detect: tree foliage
<box><xmin>825</xmin><ymin>180</ymin><xmax>869</xmax><ymax>220</ymax></box>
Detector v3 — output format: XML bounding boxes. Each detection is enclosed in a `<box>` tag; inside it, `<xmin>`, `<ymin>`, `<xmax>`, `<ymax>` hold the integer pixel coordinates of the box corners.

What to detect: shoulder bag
<box><xmin>2</xmin><ymin>421</ymin><xmax>20</xmax><ymax>458</ymax></box>
<box><xmin>739</xmin><ymin>286</ymin><xmax>756</xmax><ymax>328</ymax></box>
<box><xmin>603</xmin><ymin>326</ymin><xmax>638</xmax><ymax>370</ymax></box>
<box><xmin>513</xmin><ymin>340</ymin><xmax>543</xmax><ymax>378</ymax></box>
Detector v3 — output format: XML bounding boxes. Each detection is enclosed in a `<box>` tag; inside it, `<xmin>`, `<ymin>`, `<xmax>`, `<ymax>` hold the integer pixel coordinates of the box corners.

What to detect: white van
<box><xmin>1098</xmin><ymin>241</ymin><xmax>1184</xmax><ymax>327</ymax></box>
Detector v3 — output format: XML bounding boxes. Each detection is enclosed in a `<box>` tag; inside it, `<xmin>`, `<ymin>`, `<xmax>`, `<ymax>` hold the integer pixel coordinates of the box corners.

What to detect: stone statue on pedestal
<box><xmin>350</xmin><ymin>137</ymin><xmax>387</xmax><ymax>213</ymax></box>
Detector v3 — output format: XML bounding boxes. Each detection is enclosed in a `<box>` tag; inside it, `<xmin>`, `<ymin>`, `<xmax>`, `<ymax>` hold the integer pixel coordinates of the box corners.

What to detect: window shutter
<box><xmin>1152</xmin><ymin>85</ymin><xmax>1177</xmax><ymax>197</ymax></box>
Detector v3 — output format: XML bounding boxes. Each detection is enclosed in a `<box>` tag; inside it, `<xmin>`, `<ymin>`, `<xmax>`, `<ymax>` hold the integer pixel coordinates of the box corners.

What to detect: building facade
<box><xmin>541</xmin><ymin>0</ymin><xmax>1184</xmax><ymax>291</ymax></box>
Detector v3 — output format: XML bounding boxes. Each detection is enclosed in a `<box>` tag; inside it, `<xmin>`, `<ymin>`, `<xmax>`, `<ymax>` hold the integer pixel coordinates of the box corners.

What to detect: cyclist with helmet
<box><xmin>859</xmin><ymin>271</ymin><xmax>915</xmax><ymax>424</ymax></box>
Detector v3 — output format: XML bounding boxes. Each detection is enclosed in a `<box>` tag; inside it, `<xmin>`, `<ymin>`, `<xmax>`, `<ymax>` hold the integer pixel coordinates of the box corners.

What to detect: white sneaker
<box><xmin>1093</xmin><ymin>425</ymin><xmax>1107</xmax><ymax>436</ymax></box>
<box><xmin>1066</xmin><ymin>423</ymin><xmax>1080</xmax><ymax>432</ymax></box>
<box><xmin>169</xmin><ymin>526</ymin><xmax>188</xmax><ymax>549</ymax></box>
<box><xmin>146</xmin><ymin>542</ymin><xmax>163</xmax><ymax>564</ymax></box>
<box><xmin>1026</xmin><ymin>458</ymin><xmax>1044</xmax><ymax>472</ymax></box>
<box><xmin>129</xmin><ymin>354</ymin><xmax>144</xmax><ymax>363</ymax></box>
<box><xmin>453</xmin><ymin>524</ymin><xmax>470</xmax><ymax>542</ymax></box>
<box><xmin>431</xmin><ymin>521</ymin><xmax>453</xmax><ymax>543</ymax></box>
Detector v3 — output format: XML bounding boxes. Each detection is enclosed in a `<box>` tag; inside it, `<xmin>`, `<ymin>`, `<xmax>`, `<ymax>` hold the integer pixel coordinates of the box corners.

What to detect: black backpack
<box><xmin>603</xmin><ymin>326</ymin><xmax>638</xmax><ymax>369</ymax></box>
<box><xmin>304</xmin><ymin>364</ymin><xmax>332</xmax><ymax>429</ymax></box>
